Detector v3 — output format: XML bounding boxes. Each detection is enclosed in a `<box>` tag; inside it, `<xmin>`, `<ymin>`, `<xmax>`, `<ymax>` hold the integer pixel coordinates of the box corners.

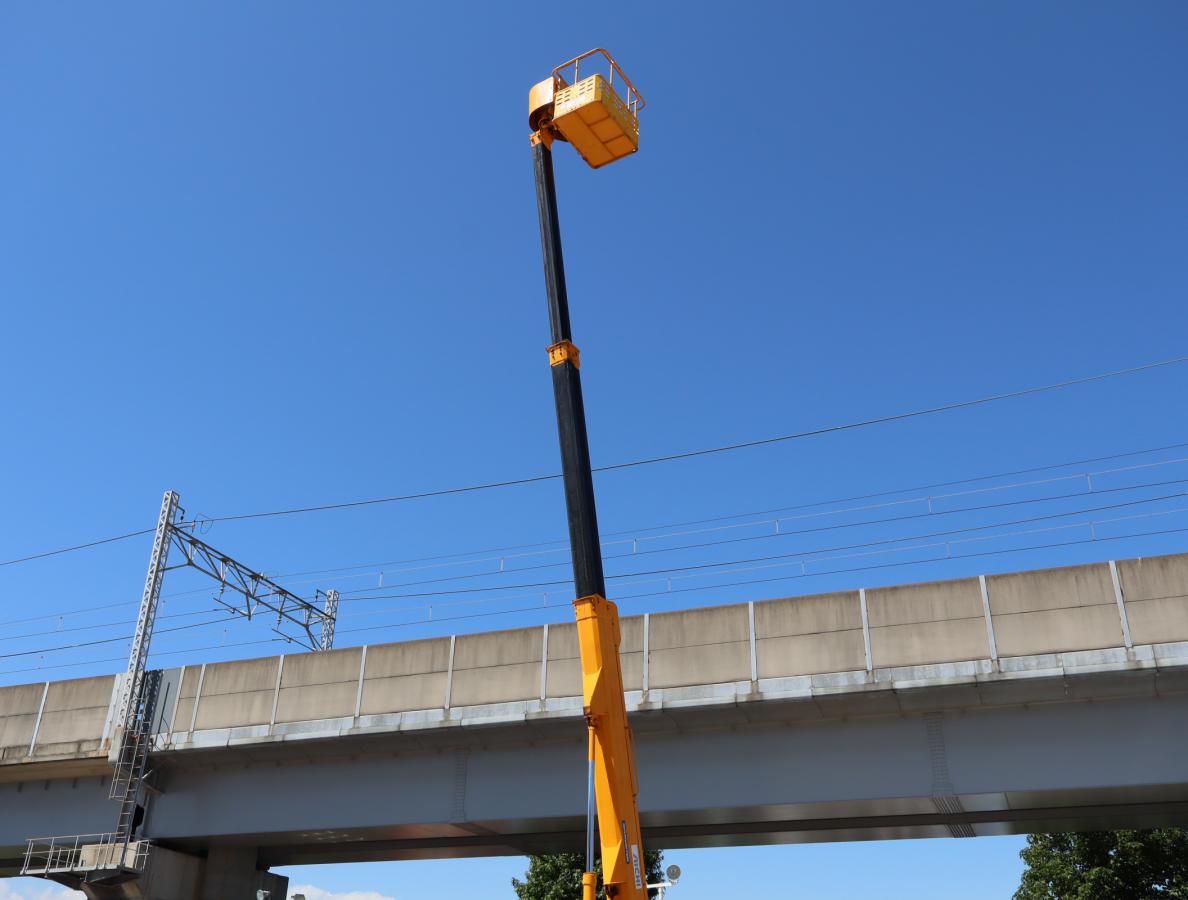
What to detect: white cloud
<box><xmin>0</xmin><ymin>883</ymin><xmax>84</xmax><ymax>900</ymax></box>
<box><xmin>289</xmin><ymin>887</ymin><xmax>396</xmax><ymax>900</ymax></box>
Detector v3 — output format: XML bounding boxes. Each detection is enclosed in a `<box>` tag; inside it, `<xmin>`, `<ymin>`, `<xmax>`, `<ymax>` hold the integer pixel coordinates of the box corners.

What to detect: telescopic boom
<box><xmin>528</xmin><ymin>49</ymin><xmax>649</xmax><ymax>900</ymax></box>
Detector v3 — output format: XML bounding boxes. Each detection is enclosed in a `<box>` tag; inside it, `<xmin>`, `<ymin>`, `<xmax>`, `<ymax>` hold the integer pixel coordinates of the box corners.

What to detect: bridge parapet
<box><xmin>3</xmin><ymin>553</ymin><xmax>1188</xmax><ymax>769</ymax></box>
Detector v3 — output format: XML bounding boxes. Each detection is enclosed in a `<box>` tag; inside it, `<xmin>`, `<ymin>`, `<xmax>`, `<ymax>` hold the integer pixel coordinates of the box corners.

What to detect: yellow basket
<box><xmin>552</xmin><ymin>74</ymin><xmax>640</xmax><ymax>169</ymax></box>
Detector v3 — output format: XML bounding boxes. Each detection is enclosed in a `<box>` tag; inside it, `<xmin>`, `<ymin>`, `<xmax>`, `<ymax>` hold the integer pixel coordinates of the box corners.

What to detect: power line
<box><xmin>0</xmin><ymin>616</ymin><xmax>239</xmax><ymax>661</ymax></box>
<box><xmin>5</xmin><ymin>518</ymin><xmax>1186</xmax><ymax>680</ymax></box>
<box><xmin>598</xmin><ymin>441</ymin><xmax>1188</xmax><ymax>539</ymax></box>
<box><xmin>331</xmin><ymin>473</ymin><xmax>1188</xmax><ymax>596</ymax></box>
<box><xmin>324</xmin><ymin>522</ymin><xmax>1188</xmax><ymax>638</ymax></box>
<box><xmin>335</xmin><ymin>505</ymin><xmax>1188</xmax><ymax>626</ymax></box>
<box><xmin>594</xmin><ymin>355</ymin><xmax>1188</xmax><ymax>473</ymax></box>
<box><xmin>203</xmin><ymin>354</ymin><xmax>1188</xmax><ymax>523</ymax></box>
<box><xmin>186</xmin><ymin>443</ymin><xmax>1188</xmax><ymax>588</ymax></box>
<box><xmin>338</xmin><ymin>490</ymin><xmax>1188</xmax><ymax>603</ymax></box>
<box><xmin>0</xmin><ymin>528</ymin><xmax>154</xmax><ymax>569</ymax></box>
<box><xmin>14</xmin><ymin>444</ymin><xmax>1188</xmax><ymax>630</ymax></box>
<box><xmin>0</xmin><ymin>634</ymin><xmax>288</xmax><ymax>679</ymax></box>
<box><xmin>5</xmin><ymin>583</ymin><xmax>259</xmax><ymax>627</ymax></box>
<box><xmin>5</xmin><ymin>495</ymin><xmax>1175</xmax><ymax>666</ymax></box>
<box><xmin>10</xmin><ymin>608</ymin><xmax>219</xmax><ymax>643</ymax></box>
<box><xmin>612</xmin><ymin>523</ymin><xmax>1188</xmax><ymax>606</ymax></box>
<box><xmin>4</xmin><ymin>356</ymin><xmax>1186</xmax><ymax>569</ymax></box>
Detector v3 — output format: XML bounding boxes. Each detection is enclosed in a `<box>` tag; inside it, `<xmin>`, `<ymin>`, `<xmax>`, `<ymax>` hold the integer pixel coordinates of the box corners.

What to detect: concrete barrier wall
<box><xmin>650</xmin><ymin>604</ymin><xmax>750</xmax><ymax>688</ymax></box>
<box><xmin>0</xmin><ymin>682</ymin><xmax>46</xmax><ymax>762</ymax></box>
<box><xmin>37</xmin><ymin>676</ymin><xmax>115</xmax><ymax>757</ymax></box>
<box><xmin>6</xmin><ymin>553</ymin><xmax>1188</xmax><ymax>763</ymax></box>
<box><xmin>452</xmin><ymin>627</ymin><xmax>543</xmax><ymax>707</ymax></box>
<box><xmin>277</xmin><ymin>647</ymin><xmax>361</xmax><ymax>724</ymax></box>
<box><xmin>869</xmin><ymin>578</ymin><xmax>990</xmax><ymax>668</ymax></box>
<box><xmin>192</xmin><ymin>657</ymin><xmax>279</xmax><ymax>731</ymax></box>
<box><xmin>546</xmin><ymin>618</ymin><xmax>643</xmax><ymax>698</ymax></box>
<box><xmin>0</xmin><ymin>675</ymin><xmax>117</xmax><ymax>764</ymax></box>
<box><xmin>1119</xmin><ymin>555</ymin><xmax>1188</xmax><ymax>646</ymax></box>
<box><xmin>988</xmin><ymin>563</ymin><xmax>1122</xmax><ymax>656</ymax></box>
<box><xmin>360</xmin><ymin>637</ymin><xmax>450</xmax><ymax>715</ymax></box>
<box><xmin>754</xmin><ymin>591</ymin><xmax>865</xmax><ymax>676</ymax></box>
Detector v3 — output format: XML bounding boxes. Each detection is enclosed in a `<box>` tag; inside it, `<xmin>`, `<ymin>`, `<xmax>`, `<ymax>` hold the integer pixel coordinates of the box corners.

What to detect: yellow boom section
<box><xmin>575</xmin><ymin>593</ymin><xmax>647</xmax><ymax>899</ymax></box>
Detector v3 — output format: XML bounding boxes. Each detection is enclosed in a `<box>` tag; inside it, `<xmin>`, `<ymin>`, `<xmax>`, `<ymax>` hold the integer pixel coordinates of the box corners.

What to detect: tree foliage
<box><xmin>512</xmin><ymin>850</ymin><xmax>665</xmax><ymax>900</ymax></box>
<box><xmin>1016</xmin><ymin>829</ymin><xmax>1188</xmax><ymax>899</ymax></box>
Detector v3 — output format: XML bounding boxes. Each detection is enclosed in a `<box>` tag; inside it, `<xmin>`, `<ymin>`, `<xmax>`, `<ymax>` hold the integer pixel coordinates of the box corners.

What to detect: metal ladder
<box><xmin>111</xmin><ymin>670</ymin><xmax>161</xmax><ymax>844</ymax></box>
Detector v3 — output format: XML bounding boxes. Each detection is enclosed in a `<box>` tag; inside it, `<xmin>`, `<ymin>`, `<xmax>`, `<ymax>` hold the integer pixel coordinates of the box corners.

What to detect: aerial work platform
<box><xmin>529</xmin><ymin>48</ymin><xmax>645</xmax><ymax>168</ymax></box>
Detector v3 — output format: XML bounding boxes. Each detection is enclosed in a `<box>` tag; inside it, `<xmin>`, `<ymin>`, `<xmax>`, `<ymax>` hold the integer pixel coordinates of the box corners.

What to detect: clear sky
<box><xmin>2</xmin><ymin>1</ymin><xmax>1186</xmax><ymax>898</ymax></box>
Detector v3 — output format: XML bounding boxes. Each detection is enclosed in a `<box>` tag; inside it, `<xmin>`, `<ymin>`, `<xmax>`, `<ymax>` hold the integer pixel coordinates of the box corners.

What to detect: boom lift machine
<box><xmin>527</xmin><ymin>49</ymin><xmax>649</xmax><ymax>900</ymax></box>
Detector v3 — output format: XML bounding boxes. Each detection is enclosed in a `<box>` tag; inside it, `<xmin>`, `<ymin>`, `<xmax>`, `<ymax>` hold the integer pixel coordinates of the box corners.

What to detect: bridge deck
<box><xmin>2</xmin><ymin>552</ymin><xmax>1187</xmax><ymax>871</ymax></box>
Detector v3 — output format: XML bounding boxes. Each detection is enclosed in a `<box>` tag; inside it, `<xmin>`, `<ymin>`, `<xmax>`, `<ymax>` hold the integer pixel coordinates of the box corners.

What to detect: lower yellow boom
<box><xmin>576</xmin><ymin>594</ymin><xmax>647</xmax><ymax>899</ymax></box>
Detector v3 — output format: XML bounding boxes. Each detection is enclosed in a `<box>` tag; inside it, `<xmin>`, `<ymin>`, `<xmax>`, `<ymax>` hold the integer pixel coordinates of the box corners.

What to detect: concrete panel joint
<box><xmin>540</xmin><ymin>625</ymin><xmax>549</xmax><ymax>701</ymax></box>
<box><xmin>445</xmin><ymin>635</ymin><xmax>457</xmax><ymax>710</ymax></box>
<box><xmin>747</xmin><ymin>601</ymin><xmax>758</xmax><ymax>683</ymax></box>
<box><xmin>1109</xmin><ymin>560</ymin><xmax>1134</xmax><ymax>649</ymax></box>
<box><xmin>100</xmin><ymin>673</ymin><xmax>123</xmax><ymax>749</ymax></box>
<box><xmin>859</xmin><ymin>589</ymin><xmax>873</xmax><ymax>673</ymax></box>
<box><xmin>189</xmin><ymin>664</ymin><xmax>207</xmax><ymax>735</ymax></box>
<box><xmin>354</xmin><ymin>645</ymin><xmax>369</xmax><ymax>722</ymax></box>
<box><xmin>26</xmin><ymin>682</ymin><xmax>49</xmax><ymax>757</ymax></box>
<box><xmin>269</xmin><ymin>655</ymin><xmax>285</xmax><ymax>728</ymax></box>
<box><xmin>642</xmin><ymin>614</ymin><xmax>650</xmax><ymax>694</ymax></box>
<box><xmin>165</xmin><ymin>665</ymin><xmax>187</xmax><ymax>746</ymax></box>
<box><xmin>979</xmin><ymin>575</ymin><xmax>999</xmax><ymax>664</ymax></box>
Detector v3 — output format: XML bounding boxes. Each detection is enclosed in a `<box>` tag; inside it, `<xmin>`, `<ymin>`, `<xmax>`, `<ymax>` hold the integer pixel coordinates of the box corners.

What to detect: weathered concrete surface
<box><xmin>42</xmin><ymin>844</ymin><xmax>284</xmax><ymax>900</ymax></box>
<box><xmin>988</xmin><ymin>564</ymin><xmax>1123</xmax><ymax>656</ymax></box>
<box><xmin>755</xmin><ymin>591</ymin><xmax>866</xmax><ymax>676</ymax></box>
<box><xmin>1118</xmin><ymin>554</ymin><xmax>1188</xmax><ymax>646</ymax></box>
<box><xmin>868</xmin><ymin>578</ymin><xmax>990</xmax><ymax>668</ymax></box>
<box><xmin>54</xmin><ymin>845</ymin><xmax>204</xmax><ymax>900</ymax></box>
<box><xmin>651</xmin><ymin>603</ymin><xmax>750</xmax><ymax>688</ymax></box>
<box><xmin>4</xmin><ymin>552</ymin><xmax>1188</xmax><ymax>873</ymax></box>
<box><xmin>198</xmin><ymin>846</ymin><xmax>287</xmax><ymax>900</ymax></box>
<box><xmin>11</xmin><ymin>553</ymin><xmax>1185</xmax><ymax>770</ymax></box>
<box><xmin>8</xmin><ymin>691</ymin><xmax>1184</xmax><ymax>872</ymax></box>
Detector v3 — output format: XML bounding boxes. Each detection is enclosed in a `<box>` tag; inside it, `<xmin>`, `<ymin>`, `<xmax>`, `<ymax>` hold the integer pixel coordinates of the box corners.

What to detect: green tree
<box><xmin>513</xmin><ymin>850</ymin><xmax>665</xmax><ymax>900</ymax></box>
<box><xmin>1016</xmin><ymin>829</ymin><xmax>1188</xmax><ymax>899</ymax></box>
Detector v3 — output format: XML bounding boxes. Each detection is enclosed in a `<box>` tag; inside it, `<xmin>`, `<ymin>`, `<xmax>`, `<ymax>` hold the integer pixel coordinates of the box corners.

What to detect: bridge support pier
<box><xmin>53</xmin><ymin>845</ymin><xmax>287</xmax><ymax>900</ymax></box>
<box><xmin>198</xmin><ymin>845</ymin><xmax>288</xmax><ymax>900</ymax></box>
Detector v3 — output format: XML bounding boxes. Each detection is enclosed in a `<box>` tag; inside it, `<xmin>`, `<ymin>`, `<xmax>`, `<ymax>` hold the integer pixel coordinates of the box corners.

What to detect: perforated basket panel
<box><xmin>553</xmin><ymin>75</ymin><xmax>639</xmax><ymax>168</ymax></box>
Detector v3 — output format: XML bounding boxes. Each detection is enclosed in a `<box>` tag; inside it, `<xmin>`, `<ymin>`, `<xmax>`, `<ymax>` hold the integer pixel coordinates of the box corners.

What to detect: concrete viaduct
<box><xmin>3</xmin><ymin>552</ymin><xmax>1188</xmax><ymax>897</ymax></box>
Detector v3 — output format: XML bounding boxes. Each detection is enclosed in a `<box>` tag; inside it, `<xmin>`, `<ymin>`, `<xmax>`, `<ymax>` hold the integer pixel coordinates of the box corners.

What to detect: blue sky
<box><xmin>2</xmin><ymin>1</ymin><xmax>1186</xmax><ymax>897</ymax></box>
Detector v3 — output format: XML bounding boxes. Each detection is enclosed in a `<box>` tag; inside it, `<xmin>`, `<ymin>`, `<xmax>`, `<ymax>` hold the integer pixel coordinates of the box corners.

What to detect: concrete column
<box><xmin>74</xmin><ymin>847</ymin><xmax>203</xmax><ymax>899</ymax></box>
<box><xmin>200</xmin><ymin>845</ymin><xmax>288</xmax><ymax>900</ymax></box>
<box><xmin>58</xmin><ymin>844</ymin><xmax>287</xmax><ymax>900</ymax></box>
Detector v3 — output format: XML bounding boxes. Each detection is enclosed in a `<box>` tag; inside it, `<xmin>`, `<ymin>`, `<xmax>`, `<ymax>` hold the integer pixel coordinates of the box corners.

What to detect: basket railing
<box><xmin>552</xmin><ymin>47</ymin><xmax>646</xmax><ymax>116</ymax></box>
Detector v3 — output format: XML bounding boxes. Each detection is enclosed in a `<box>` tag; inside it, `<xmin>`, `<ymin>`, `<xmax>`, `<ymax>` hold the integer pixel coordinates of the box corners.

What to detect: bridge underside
<box><xmin>4</xmin><ymin>682</ymin><xmax>1186</xmax><ymax>873</ymax></box>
